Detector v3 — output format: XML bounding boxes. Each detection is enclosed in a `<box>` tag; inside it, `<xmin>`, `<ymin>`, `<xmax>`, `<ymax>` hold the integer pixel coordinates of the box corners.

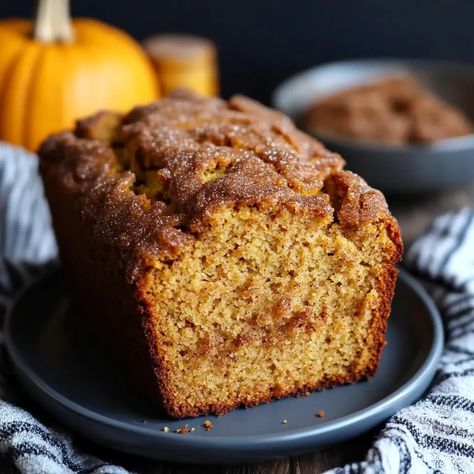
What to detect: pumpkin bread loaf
<box><xmin>39</xmin><ymin>90</ymin><xmax>402</xmax><ymax>418</ymax></box>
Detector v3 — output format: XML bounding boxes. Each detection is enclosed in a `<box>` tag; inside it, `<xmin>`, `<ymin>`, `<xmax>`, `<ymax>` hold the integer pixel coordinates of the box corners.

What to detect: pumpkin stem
<box><xmin>34</xmin><ymin>0</ymin><xmax>74</xmax><ymax>42</ymax></box>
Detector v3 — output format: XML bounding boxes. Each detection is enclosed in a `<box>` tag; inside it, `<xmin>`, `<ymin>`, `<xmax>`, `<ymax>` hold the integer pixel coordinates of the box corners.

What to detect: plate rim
<box><xmin>4</xmin><ymin>268</ymin><xmax>444</xmax><ymax>451</ymax></box>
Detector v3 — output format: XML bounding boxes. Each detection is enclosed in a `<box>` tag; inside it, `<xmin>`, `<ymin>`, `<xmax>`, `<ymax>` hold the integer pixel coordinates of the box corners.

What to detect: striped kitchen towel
<box><xmin>0</xmin><ymin>142</ymin><xmax>473</xmax><ymax>473</ymax></box>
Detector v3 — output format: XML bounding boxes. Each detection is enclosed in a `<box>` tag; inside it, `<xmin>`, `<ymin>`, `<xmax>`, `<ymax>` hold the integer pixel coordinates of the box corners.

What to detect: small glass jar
<box><xmin>143</xmin><ymin>34</ymin><xmax>219</xmax><ymax>97</ymax></box>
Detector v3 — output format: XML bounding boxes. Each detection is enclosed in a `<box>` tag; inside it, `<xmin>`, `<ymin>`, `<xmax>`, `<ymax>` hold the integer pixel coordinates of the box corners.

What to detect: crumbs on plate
<box><xmin>315</xmin><ymin>410</ymin><xmax>325</xmax><ymax>418</ymax></box>
<box><xmin>176</xmin><ymin>425</ymin><xmax>190</xmax><ymax>434</ymax></box>
<box><xmin>203</xmin><ymin>420</ymin><xmax>214</xmax><ymax>431</ymax></box>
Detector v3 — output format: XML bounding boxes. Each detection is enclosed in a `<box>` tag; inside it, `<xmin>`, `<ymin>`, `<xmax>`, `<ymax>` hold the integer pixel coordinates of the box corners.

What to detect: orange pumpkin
<box><xmin>0</xmin><ymin>0</ymin><xmax>159</xmax><ymax>151</ymax></box>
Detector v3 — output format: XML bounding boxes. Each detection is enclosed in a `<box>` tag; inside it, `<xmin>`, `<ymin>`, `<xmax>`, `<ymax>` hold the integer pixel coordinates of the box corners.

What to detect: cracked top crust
<box><xmin>39</xmin><ymin>90</ymin><xmax>397</xmax><ymax>279</ymax></box>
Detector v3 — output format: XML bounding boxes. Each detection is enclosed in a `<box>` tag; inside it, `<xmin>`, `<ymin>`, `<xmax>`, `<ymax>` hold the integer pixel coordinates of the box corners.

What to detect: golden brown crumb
<box><xmin>315</xmin><ymin>410</ymin><xmax>325</xmax><ymax>418</ymax></box>
<box><xmin>282</xmin><ymin>419</ymin><xmax>288</xmax><ymax>424</ymax></box>
<box><xmin>176</xmin><ymin>425</ymin><xmax>190</xmax><ymax>434</ymax></box>
<box><xmin>203</xmin><ymin>420</ymin><xmax>214</xmax><ymax>431</ymax></box>
<box><xmin>162</xmin><ymin>426</ymin><xmax>170</xmax><ymax>432</ymax></box>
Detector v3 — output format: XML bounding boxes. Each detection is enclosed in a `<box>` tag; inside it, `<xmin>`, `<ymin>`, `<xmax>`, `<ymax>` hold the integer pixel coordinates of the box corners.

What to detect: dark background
<box><xmin>2</xmin><ymin>0</ymin><xmax>474</xmax><ymax>102</ymax></box>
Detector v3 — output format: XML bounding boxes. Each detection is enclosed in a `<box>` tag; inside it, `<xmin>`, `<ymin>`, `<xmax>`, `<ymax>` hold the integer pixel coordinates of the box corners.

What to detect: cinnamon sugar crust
<box><xmin>40</xmin><ymin>90</ymin><xmax>392</xmax><ymax>278</ymax></box>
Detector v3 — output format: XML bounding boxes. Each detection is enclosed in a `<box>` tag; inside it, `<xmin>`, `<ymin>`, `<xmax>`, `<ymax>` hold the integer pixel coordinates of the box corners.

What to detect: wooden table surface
<box><xmin>4</xmin><ymin>185</ymin><xmax>473</xmax><ymax>474</ymax></box>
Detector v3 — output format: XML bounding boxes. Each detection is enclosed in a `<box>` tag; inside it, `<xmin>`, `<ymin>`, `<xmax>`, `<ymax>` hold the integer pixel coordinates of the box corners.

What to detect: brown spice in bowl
<box><xmin>306</xmin><ymin>75</ymin><xmax>473</xmax><ymax>145</ymax></box>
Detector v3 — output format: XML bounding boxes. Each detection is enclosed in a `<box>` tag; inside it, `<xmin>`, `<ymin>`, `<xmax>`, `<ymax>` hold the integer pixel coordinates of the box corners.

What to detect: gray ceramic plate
<box><xmin>5</xmin><ymin>269</ymin><xmax>442</xmax><ymax>464</ymax></box>
<box><xmin>272</xmin><ymin>59</ymin><xmax>474</xmax><ymax>194</ymax></box>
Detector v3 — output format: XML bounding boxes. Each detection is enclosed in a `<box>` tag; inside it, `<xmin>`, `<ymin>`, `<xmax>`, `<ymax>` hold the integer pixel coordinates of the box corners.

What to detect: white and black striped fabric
<box><xmin>0</xmin><ymin>142</ymin><xmax>473</xmax><ymax>473</ymax></box>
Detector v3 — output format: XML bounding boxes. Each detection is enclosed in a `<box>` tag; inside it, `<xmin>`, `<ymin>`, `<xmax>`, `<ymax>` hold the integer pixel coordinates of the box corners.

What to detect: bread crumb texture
<box><xmin>39</xmin><ymin>90</ymin><xmax>402</xmax><ymax>419</ymax></box>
